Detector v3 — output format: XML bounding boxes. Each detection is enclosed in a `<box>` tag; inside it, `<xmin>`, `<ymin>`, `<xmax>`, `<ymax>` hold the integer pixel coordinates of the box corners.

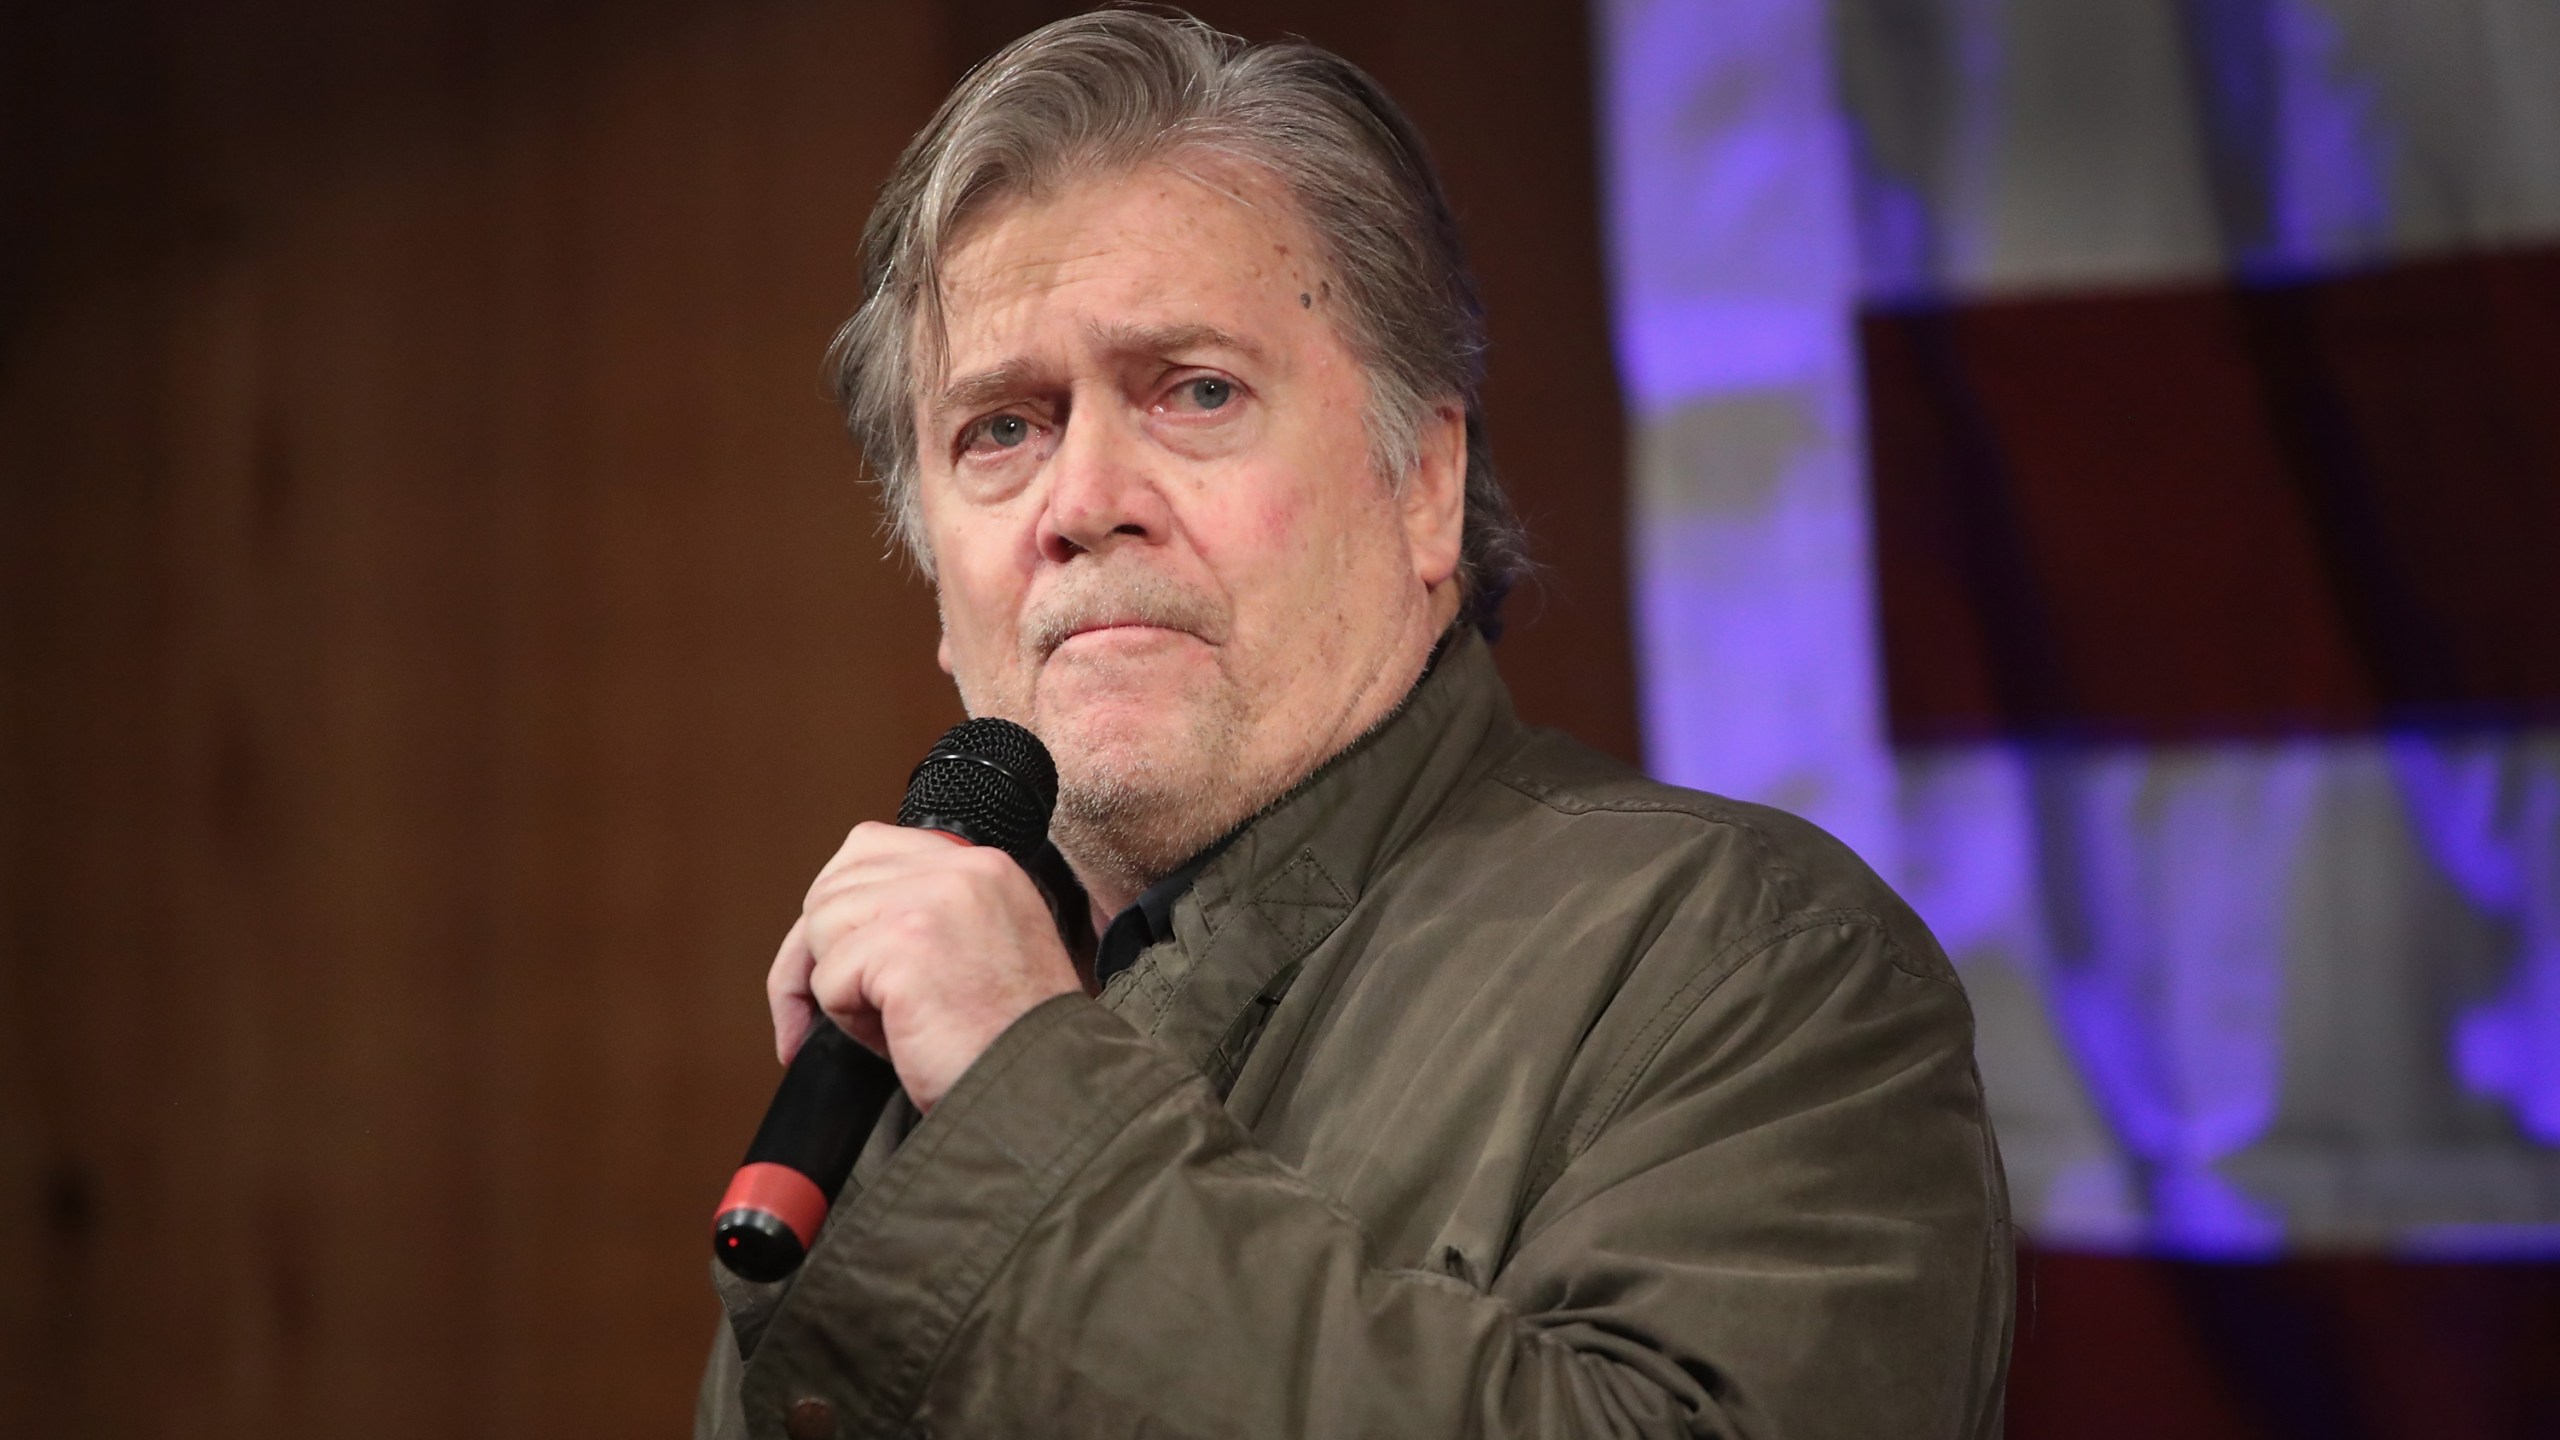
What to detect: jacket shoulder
<box><xmin>1490</xmin><ymin>726</ymin><xmax>1769</xmax><ymax>824</ymax></box>
<box><xmin>1477</xmin><ymin>727</ymin><xmax>1954</xmax><ymax>985</ymax></box>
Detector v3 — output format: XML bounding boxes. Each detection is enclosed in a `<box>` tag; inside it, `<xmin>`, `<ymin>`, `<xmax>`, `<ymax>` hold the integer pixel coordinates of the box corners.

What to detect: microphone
<box><xmin>711</xmin><ymin>717</ymin><xmax>1057</xmax><ymax>1282</ymax></box>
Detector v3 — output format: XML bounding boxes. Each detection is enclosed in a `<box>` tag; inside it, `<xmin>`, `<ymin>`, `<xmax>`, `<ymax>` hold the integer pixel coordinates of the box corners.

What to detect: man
<box><xmin>698</xmin><ymin>12</ymin><xmax>2011</xmax><ymax>1439</ymax></box>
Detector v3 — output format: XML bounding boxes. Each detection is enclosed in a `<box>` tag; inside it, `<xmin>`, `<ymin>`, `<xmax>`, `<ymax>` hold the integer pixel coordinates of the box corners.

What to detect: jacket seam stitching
<box><xmin>1153</xmin><ymin>847</ymin><xmax>1347</xmax><ymax>1040</ymax></box>
<box><xmin>1491</xmin><ymin>770</ymin><xmax>1824</xmax><ymax>914</ymax></box>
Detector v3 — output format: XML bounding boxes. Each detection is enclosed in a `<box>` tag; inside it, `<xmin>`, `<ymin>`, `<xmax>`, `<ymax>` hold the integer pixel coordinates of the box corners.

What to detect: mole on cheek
<box><xmin>1299</xmin><ymin>292</ymin><xmax>1312</xmax><ymax>308</ymax></box>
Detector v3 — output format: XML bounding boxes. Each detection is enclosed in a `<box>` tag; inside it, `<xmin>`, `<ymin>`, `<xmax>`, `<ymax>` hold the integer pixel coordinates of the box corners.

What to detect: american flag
<box><xmin>1604</xmin><ymin>0</ymin><xmax>2560</xmax><ymax>1259</ymax></box>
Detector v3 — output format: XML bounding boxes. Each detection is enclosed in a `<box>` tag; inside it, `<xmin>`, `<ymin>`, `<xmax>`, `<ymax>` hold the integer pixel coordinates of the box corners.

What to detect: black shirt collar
<box><xmin>1093</xmin><ymin>832</ymin><xmax>1234</xmax><ymax>988</ymax></box>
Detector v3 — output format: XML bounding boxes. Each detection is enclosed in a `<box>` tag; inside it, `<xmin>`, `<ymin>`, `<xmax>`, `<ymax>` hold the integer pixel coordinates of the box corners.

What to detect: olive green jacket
<box><xmin>697</xmin><ymin>634</ymin><xmax>2012</xmax><ymax>1439</ymax></box>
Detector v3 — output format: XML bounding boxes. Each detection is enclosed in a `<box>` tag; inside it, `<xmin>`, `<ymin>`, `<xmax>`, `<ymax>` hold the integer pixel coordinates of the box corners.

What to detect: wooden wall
<box><xmin>0</xmin><ymin>2</ymin><xmax>1631</xmax><ymax>1434</ymax></box>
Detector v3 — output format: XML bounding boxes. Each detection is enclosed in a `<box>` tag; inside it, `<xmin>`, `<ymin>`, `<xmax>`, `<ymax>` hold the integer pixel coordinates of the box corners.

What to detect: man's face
<box><xmin>914</xmin><ymin>156</ymin><xmax>1464</xmax><ymax>898</ymax></box>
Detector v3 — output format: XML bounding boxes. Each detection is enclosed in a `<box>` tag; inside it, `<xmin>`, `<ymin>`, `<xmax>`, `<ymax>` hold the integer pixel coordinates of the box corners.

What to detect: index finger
<box><xmin>766</xmin><ymin>913</ymin><xmax>821</xmax><ymax>1066</ymax></box>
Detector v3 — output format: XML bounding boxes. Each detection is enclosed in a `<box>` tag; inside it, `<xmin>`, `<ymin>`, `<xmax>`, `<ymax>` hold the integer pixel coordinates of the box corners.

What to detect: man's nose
<box><xmin>1036</xmin><ymin>404</ymin><xmax>1168</xmax><ymax>563</ymax></box>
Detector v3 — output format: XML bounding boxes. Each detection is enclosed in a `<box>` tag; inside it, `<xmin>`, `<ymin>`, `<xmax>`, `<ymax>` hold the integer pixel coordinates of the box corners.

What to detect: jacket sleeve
<box><xmin>705</xmin><ymin>917</ymin><xmax>2010</xmax><ymax>1440</ymax></box>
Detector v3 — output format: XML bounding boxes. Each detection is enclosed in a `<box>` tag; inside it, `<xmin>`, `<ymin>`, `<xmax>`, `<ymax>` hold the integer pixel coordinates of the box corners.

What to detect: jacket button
<box><xmin>783</xmin><ymin>1397</ymin><xmax>835</xmax><ymax>1439</ymax></box>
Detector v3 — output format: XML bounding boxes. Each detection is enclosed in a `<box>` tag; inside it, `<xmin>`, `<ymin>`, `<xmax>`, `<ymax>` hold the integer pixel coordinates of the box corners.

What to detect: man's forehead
<box><xmin>922</xmin><ymin>167</ymin><xmax>1327</xmax><ymax>406</ymax></box>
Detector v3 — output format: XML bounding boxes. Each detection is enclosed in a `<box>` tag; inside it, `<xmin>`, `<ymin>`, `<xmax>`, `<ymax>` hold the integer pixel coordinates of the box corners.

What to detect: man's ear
<box><xmin>1402</xmin><ymin>402</ymin><xmax>1466</xmax><ymax>589</ymax></box>
<box><xmin>935</xmin><ymin>603</ymin><xmax>956</xmax><ymax>676</ymax></box>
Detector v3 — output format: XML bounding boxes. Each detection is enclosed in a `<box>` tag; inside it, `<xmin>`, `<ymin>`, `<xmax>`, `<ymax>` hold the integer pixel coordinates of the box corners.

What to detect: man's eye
<box><xmin>1182</xmin><ymin>377</ymin><xmax>1233</xmax><ymax>411</ymax></box>
<box><xmin>970</xmin><ymin>414</ymin><xmax>1031</xmax><ymax>450</ymax></box>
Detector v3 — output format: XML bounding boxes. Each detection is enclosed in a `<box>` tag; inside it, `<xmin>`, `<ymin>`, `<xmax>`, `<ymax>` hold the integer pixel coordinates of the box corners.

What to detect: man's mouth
<box><xmin>1022</xmin><ymin>564</ymin><xmax>1227</xmax><ymax>664</ymax></box>
<box><xmin>1049</xmin><ymin>620</ymin><xmax>1194</xmax><ymax>658</ymax></box>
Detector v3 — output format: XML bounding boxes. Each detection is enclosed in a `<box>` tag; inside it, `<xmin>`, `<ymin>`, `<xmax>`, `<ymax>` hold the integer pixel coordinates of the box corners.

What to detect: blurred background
<box><xmin>2</xmin><ymin>0</ymin><xmax>2554</xmax><ymax>1435</ymax></box>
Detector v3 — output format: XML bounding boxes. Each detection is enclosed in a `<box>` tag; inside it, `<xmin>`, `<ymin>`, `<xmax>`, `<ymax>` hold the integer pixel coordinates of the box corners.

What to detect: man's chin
<box><xmin>1037</xmin><ymin>705</ymin><xmax>1210</xmax><ymax>792</ymax></box>
<box><xmin>1033</xmin><ymin>660</ymin><xmax>1222</xmax><ymax>759</ymax></box>
<box><xmin>1037</xmin><ymin>703</ymin><xmax>1241</xmax><ymax>859</ymax></box>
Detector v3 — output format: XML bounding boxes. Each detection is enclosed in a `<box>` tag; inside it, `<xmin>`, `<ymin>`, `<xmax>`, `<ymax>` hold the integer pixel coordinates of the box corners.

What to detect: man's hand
<box><xmin>768</xmin><ymin>822</ymin><xmax>1082</xmax><ymax>1111</ymax></box>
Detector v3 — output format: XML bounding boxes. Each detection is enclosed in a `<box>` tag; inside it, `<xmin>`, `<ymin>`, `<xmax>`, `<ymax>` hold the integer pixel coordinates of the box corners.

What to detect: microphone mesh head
<box><xmin>895</xmin><ymin>718</ymin><xmax>1057</xmax><ymax>863</ymax></box>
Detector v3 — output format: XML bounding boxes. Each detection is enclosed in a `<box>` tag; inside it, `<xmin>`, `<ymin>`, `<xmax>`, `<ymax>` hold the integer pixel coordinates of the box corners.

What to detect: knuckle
<box><xmin>956</xmin><ymin>845</ymin><xmax>1013</xmax><ymax>880</ymax></box>
<box><xmin>807</xmin><ymin>953</ymin><xmax>863</xmax><ymax>1008</ymax></box>
<box><xmin>887</xmin><ymin>905</ymin><xmax>941</xmax><ymax>947</ymax></box>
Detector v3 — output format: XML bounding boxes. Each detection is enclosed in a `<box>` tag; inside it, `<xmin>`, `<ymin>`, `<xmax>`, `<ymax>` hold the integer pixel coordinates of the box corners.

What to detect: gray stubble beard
<box><xmin>1042</xmin><ymin>667</ymin><xmax>1267</xmax><ymax>905</ymax></box>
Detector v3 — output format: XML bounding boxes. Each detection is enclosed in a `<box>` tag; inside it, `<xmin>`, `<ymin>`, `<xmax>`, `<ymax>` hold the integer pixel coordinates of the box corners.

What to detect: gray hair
<box><xmin>827</xmin><ymin>7</ymin><xmax>1531</xmax><ymax>637</ymax></box>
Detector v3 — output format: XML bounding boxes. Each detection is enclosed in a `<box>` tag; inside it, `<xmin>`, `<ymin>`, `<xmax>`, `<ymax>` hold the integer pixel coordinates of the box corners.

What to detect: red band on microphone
<box><xmin>716</xmin><ymin>1162</ymin><xmax>830</xmax><ymax>1247</ymax></box>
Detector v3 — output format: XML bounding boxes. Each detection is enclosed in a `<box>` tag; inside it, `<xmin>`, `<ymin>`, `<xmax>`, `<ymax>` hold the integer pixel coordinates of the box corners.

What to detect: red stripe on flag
<box><xmin>2007</xmin><ymin>1249</ymin><xmax>2560</xmax><ymax>1440</ymax></box>
<box><xmin>1862</xmin><ymin>246</ymin><xmax>2560</xmax><ymax>743</ymax></box>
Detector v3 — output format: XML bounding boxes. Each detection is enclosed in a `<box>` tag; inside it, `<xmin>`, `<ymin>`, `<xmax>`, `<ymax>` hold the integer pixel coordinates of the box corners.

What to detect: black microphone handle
<box><xmin>711</xmin><ymin>1018</ymin><xmax>900</xmax><ymax>1283</ymax></box>
<box><xmin>752</xmin><ymin>1019</ymin><xmax>898</xmax><ymax>1186</ymax></box>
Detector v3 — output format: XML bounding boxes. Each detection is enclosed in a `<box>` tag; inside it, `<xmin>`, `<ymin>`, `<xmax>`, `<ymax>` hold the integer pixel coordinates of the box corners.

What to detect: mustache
<box><xmin>1024</xmin><ymin>568</ymin><xmax>1226</xmax><ymax>658</ymax></box>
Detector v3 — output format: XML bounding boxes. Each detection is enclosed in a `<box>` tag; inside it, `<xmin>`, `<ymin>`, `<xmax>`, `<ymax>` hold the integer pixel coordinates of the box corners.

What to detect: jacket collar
<box><xmin>1099</xmin><ymin>628</ymin><xmax>1522</xmax><ymax>1087</ymax></box>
